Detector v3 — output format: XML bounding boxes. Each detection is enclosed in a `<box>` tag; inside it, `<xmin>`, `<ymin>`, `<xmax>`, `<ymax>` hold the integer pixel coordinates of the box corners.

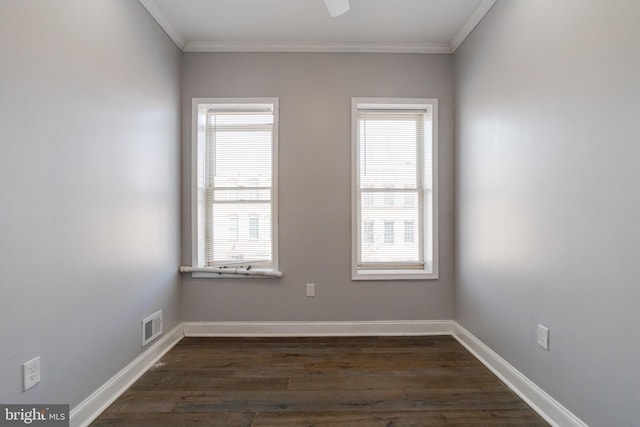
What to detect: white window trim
<box><xmin>190</xmin><ymin>98</ymin><xmax>280</xmax><ymax>279</ymax></box>
<box><xmin>351</xmin><ymin>98</ymin><xmax>439</xmax><ymax>281</ymax></box>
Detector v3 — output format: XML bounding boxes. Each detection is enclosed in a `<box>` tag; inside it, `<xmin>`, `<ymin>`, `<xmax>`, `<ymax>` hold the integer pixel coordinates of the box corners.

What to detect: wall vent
<box><xmin>141</xmin><ymin>310</ymin><xmax>163</xmax><ymax>346</ymax></box>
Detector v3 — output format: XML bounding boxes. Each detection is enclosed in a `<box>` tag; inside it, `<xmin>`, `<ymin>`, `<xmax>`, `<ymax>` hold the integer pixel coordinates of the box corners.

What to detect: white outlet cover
<box><xmin>23</xmin><ymin>356</ymin><xmax>40</xmax><ymax>391</ymax></box>
<box><xmin>306</xmin><ymin>283</ymin><xmax>315</xmax><ymax>297</ymax></box>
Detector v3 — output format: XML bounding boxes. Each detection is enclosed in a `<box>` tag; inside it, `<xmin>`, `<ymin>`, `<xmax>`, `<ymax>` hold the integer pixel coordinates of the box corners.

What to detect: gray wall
<box><xmin>0</xmin><ymin>0</ymin><xmax>181</xmax><ymax>408</ymax></box>
<box><xmin>181</xmin><ymin>53</ymin><xmax>455</xmax><ymax>321</ymax></box>
<box><xmin>454</xmin><ymin>1</ymin><xmax>640</xmax><ymax>425</ymax></box>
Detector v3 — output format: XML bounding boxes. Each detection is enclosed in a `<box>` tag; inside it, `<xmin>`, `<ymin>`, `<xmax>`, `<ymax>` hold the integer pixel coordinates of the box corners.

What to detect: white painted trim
<box><xmin>183</xmin><ymin>320</ymin><xmax>455</xmax><ymax>337</ymax></box>
<box><xmin>451</xmin><ymin>323</ymin><xmax>588</xmax><ymax>427</ymax></box>
<box><xmin>69</xmin><ymin>324</ymin><xmax>184</xmax><ymax>427</ymax></box>
<box><xmin>138</xmin><ymin>0</ymin><xmax>186</xmax><ymax>50</ymax></box>
<box><xmin>183</xmin><ymin>41</ymin><xmax>452</xmax><ymax>54</ymax></box>
<box><xmin>449</xmin><ymin>0</ymin><xmax>496</xmax><ymax>52</ymax></box>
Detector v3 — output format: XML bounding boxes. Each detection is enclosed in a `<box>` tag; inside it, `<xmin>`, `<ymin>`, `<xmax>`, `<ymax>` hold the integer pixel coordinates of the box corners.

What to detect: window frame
<box><xmin>351</xmin><ymin>98</ymin><xmax>439</xmax><ymax>280</ymax></box>
<box><xmin>191</xmin><ymin>98</ymin><xmax>280</xmax><ymax>279</ymax></box>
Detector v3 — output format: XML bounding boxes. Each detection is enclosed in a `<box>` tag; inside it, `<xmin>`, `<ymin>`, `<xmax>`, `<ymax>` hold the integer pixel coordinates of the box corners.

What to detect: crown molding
<box><xmin>140</xmin><ymin>0</ymin><xmax>495</xmax><ymax>54</ymax></box>
<box><xmin>183</xmin><ymin>40</ymin><xmax>452</xmax><ymax>54</ymax></box>
<box><xmin>139</xmin><ymin>0</ymin><xmax>186</xmax><ymax>50</ymax></box>
<box><xmin>449</xmin><ymin>0</ymin><xmax>496</xmax><ymax>52</ymax></box>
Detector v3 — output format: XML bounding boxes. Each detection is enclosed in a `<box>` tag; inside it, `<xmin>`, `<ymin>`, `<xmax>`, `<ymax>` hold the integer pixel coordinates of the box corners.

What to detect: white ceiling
<box><xmin>139</xmin><ymin>0</ymin><xmax>496</xmax><ymax>54</ymax></box>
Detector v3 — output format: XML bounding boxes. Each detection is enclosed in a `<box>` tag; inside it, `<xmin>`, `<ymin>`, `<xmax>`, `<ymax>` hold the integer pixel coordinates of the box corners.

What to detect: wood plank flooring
<box><xmin>92</xmin><ymin>336</ymin><xmax>549</xmax><ymax>426</ymax></box>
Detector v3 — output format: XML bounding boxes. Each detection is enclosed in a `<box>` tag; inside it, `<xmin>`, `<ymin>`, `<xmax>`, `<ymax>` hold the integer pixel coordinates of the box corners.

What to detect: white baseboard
<box><xmin>183</xmin><ymin>320</ymin><xmax>455</xmax><ymax>337</ymax></box>
<box><xmin>451</xmin><ymin>323</ymin><xmax>588</xmax><ymax>427</ymax></box>
<box><xmin>69</xmin><ymin>323</ymin><xmax>184</xmax><ymax>427</ymax></box>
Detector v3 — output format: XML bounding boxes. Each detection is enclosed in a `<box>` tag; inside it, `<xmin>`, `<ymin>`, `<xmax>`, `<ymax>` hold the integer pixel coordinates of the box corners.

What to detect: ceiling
<box><xmin>139</xmin><ymin>0</ymin><xmax>496</xmax><ymax>54</ymax></box>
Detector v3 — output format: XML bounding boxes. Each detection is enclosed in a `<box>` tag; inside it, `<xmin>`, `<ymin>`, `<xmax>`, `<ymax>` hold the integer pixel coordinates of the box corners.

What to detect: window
<box><xmin>249</xmin><ymin>217</ymin><xmax>259</xmax><ymax>240</ymax></box>
<box><xmin>384</xmin><ymin>221</ymin><xmax>395</xmax><ymax>243</ymax></box>
<box><xmin>364</xmin><ymin>221</ymin><xmax>374</xmax><ymax>244</ymax></box>
<box><xmin>192</xmin><ymin>98</ymin><xmax>279</xmax><ymax>277</ymax></box>
<box><xmin>404</xmin><ymin>221</ymin><xmax>414</xmax><ymax>243</ymax></box>
<box><xmin>352</xmin><ymin>98</ymin><xmax>438</xmax><ymax>280</ymax></box>
<box><xmin>228</xmin><ymin>216</ymin><xmax>238</xmax><ymax>240</ymax></box>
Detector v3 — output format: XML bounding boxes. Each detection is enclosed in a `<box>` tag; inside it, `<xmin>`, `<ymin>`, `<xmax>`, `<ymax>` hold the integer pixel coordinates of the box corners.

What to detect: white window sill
<box><xmin>180</xmin><ymin>266</ymin><xmax>283</xmax><ymax>279</ymax></box>
<box><xmin>352</xmin><ymin>269</ymin><xmax>438</xmax><ymax>281</ymax></box>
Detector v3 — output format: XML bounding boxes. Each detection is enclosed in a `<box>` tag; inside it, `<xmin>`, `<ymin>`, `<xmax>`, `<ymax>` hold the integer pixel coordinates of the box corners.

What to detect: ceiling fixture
<box><xmin>324</xmin><ymin>0</ymin><xmax>350</xmax><ymax>17</ymax></box>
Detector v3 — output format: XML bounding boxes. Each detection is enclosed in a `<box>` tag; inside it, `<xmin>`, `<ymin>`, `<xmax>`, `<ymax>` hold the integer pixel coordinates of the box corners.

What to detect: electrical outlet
<box><xmin>23</xmin><ymin>356</ymin><xmax>40</xmax><ymax>391</ymax></box>
<box><xmin>537</xmin><ymin>324</ymin><xmax>550</xmax><ymax>350</ymax></box>
<box><xmin>306</xmin><ymin>283</ymin><xmax>315</xmax><ymax>297</ymax></box>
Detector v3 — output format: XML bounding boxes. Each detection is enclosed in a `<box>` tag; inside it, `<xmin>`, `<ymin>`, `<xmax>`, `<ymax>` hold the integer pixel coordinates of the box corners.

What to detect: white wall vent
<box><xmin>141</xmin><ymin>310</ymin><xmax>163</xmax><ymax>346</ymax></box>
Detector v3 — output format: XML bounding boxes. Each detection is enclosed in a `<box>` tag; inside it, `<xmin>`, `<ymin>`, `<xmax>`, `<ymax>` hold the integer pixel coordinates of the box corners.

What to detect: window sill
<box><xmin>180</xmin><ymin>266</ymin><xmax>283</xmax><ymax>279</ymax></box>
<box><xmin>352</xmin><ymin>269</ymin><xmax>438</xmax><ymax>281</ymax></box>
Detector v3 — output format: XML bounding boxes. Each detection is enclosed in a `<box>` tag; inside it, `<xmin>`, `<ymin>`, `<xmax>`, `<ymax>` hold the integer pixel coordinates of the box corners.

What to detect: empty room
<box><xmin>1</xmin><ymin>0</ymin><xmax>638</xmax><ymax>426</ymax></box>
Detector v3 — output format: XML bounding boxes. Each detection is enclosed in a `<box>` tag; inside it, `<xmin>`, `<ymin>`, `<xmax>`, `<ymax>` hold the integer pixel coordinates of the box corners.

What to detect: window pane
<box><xmin>212</xmin><ymin>130</ymin><xmax>272</xmax><ymax>186</ymax></box>
<box><xmin>360</xmin><ymin>206</ymin><xmax>422</xmax><ymax>263</ymax></box>
<box><xmin>360</xmin><ymin>195</ymin><xmax>421</xmax><ymax>263</ymax></box>
<box><xmin>249</xmin><ymin>217</ymin><xmax>259</xmax><ymax>240</ymax></box>
<box><xmin>384</xmin><ymin>221</ymin><xmax>394</xmax><ymax>243</ymax></box>
<box><xmin>363</xmin><ymin>221</ymin><xmax>374</xmax><ymax>244</ymax></box>
<box><xmin>211</xmin><ymin>202</ymin><xmax>271</xmax><ymax>264</ymax></box>
<box><xmin>404</xmin><ymin>221</ymin><xmax>414</xmax><ymax>243</ymax></box>
<box><xmin>359</xmin><ymin>117</ymin><xmax>420</xmax><ymax>188</ymax></box>
<box><xmin>228</xmin><ymin>216</ymin><xmax>238</xmax><ymax>240</ymax></box>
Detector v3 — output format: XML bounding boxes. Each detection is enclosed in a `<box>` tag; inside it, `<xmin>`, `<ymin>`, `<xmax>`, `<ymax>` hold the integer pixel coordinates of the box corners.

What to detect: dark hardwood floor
<box><xmin>92</xmin><ymin>336</ymin><xmax>549</xmax><ymax>426</ymax></box>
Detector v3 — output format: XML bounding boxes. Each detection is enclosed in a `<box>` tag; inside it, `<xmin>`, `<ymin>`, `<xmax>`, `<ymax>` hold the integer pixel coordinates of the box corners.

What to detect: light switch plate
<box><xmin>537</xmin><ymin>325</ymin><xmax>549</xmax><ymax>350</ymax></box>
